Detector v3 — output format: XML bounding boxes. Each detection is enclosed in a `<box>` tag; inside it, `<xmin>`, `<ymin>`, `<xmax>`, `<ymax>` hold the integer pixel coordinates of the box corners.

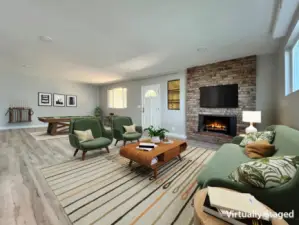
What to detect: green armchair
<box><xmin>69</xmin><ymin>119</ymin><xmax>113</xmax><ymax>160</ymax></box>
<box><xmin>112</xmin><ymin>116</ymin><xmax>142</xmax><ymax>146</ymax></box>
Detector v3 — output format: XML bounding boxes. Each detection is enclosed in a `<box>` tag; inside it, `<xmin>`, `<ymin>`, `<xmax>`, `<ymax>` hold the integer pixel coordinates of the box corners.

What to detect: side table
<box><xmin>193</xmin><ymin>188</ymin><xmax>288</xmax><ymax>225</ymax></box>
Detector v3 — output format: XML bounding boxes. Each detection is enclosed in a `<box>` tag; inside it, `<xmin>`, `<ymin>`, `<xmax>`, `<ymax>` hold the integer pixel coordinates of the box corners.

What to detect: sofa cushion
<box><xmin>197</xmin><ymin>143</ymin><xmax>252</xmax><ymax>186</ymax></box>
<box><xmin>239</xmin><ymin>131</ymin><xmax>275</xmax><ymax>147</ymax></box>
<box><xmin>80</xmin><ymin>137</ymin><xmax>111</xmax><ymax>150</ymax></box>
<box><xmin>123</xmin><ymin>132</ymin><xmax>142</xmax><ymax>140</ymax></box>
<box><xmin>268</xmin><ymin>125</ymin><xmax>299</xmax><ymax>156</ymax></box>
<box><xmin>228</xmin><ymin>156</ymin><xmax>299</xmax><ymax>188</ymax></box>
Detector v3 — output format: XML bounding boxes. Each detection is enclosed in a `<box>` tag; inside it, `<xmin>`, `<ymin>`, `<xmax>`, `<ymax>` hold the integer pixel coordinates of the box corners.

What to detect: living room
<box><xmin>1</xmin><ymin>1</ymin><xmax>299</xmax><ymax>225</ymax></box>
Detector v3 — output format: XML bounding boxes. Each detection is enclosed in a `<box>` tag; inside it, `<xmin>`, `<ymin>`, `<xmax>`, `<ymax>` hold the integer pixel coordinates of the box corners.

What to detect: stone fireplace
<box><xmin>198</xmin><ymin>114</ymin><xmax>237</xmax><ymax>136</ymax></box>
<box><xmin>186</xmin><ymin>56</ymin><xmax>256</xmax><ymax>143</ymax></box>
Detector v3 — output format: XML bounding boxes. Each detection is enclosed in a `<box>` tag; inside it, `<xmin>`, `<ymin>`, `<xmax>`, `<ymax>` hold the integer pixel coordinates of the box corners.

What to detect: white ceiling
<box><xmin>0</xmin><ymin>0</ymin><xmax>280</xmax><ymax>84</ymax></box>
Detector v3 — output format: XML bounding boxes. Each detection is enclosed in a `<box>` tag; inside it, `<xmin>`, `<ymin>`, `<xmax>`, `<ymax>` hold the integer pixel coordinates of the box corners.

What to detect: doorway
<box><xmin>141</xmin><ymin>84</ymin><xmax>161</xmax><ymax>129</ymax></box>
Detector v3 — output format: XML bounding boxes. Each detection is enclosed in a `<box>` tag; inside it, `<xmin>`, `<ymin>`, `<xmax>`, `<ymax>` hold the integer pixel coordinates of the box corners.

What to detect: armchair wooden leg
<box><xmin>123</xmin><ymin>140</ymin><xmax>127</xmax><ymax>146</ymax></box>
<box><xmin>115</xmin><ymin>140</ymin><xmax>119</xmax><ymax>146</ymax></box>
<box><xmin>73</xmin><ymin>149</ymin><xmax>79</xmax><ymax>157</ymax></box>
<box><xmin>105</xmin><ymin>146</ymin><xmax>110</xmax><ymax>153</ymax></box>
<box><xmin>82</xmin><ymin>151</ymin><xmax>87</xmax><ymax>161</ymax></box>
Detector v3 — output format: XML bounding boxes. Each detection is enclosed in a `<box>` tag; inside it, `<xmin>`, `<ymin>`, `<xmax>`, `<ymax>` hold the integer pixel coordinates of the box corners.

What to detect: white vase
<box><xmin>151</xmin><ymin>136</ymin><xmax>160</xmax><ymax>143</ymax></box>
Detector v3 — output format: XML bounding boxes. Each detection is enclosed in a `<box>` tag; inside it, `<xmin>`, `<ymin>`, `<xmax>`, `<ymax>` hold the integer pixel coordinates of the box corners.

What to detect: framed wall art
<box><xmin>53</xmin><ymin>93</ymin><xmax>65</xmax><ymax>107</ymax></box>
<box><xmin>66</xmin><ymin>95</ymin><xmax>77</xmax><ymax>107</ymax></box>
<box><xmin>38</xmin><ymin>92</ymin><xmax>52</xmax><ymax>106</ymax></box>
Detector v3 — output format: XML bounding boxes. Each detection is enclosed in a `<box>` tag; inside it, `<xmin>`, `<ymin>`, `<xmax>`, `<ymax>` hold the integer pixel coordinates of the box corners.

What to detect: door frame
<box><xmin>141</xmin><ymin>84</ymin><xmax>161</xmax><ymax>128</ymax></box>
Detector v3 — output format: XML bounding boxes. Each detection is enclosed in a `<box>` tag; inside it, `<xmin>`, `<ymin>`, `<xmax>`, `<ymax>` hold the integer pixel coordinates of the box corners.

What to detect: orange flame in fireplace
<box><xmin>206</xmin><ymin>122</ymin><xmax>226</xmax><ymax>130</ymax></box>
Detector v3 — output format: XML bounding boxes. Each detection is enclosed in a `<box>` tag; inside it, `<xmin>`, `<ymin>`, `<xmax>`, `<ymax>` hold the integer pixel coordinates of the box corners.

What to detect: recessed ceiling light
<box><xmin>197</xmin><ymin>47</ymin><xmax>208</xmax><ymax>52</ymax></box>
<box><xmin>39</xmin><ymin>36</ymin><xmax>53</xmax><ymax>42</ymax></box>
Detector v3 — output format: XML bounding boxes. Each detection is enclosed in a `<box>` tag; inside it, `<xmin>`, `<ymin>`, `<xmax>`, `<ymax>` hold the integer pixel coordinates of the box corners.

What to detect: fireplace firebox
<box><xmin>198</xmin><ymin>114</ymin><xmax>237</xmax><ymax>136</ymax></box>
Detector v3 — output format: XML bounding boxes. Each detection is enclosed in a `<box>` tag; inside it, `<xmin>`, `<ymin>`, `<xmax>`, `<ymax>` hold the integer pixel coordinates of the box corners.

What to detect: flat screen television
<box><xmin>200</xmin><ymin>84</ymin><xmax>238</xmax><ymax>108</ymax></box>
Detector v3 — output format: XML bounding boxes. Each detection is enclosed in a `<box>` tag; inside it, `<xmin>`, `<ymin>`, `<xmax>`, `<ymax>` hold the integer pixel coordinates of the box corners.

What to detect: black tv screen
<box><xmin>200</xmin><ymin>84</ymin><xmax>238</xmax><ymax>108</ymax></box>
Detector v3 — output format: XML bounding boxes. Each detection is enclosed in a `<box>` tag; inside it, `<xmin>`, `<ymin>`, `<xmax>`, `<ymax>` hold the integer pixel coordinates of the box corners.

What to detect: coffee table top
<box><xmin>121</xmin><ymin>140</ymin><xmax>186</xmax><ymax>155</ymax></box>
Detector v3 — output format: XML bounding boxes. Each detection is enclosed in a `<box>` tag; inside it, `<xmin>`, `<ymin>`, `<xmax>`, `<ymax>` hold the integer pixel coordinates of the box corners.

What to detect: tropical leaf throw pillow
<box><xmin>239</xmin><ymin>131</ymin><xmax>275</xmax><ymax>147</ymax></box>
<box><xmin>228</xmin><ymin>156</ymin><xmax>299</xmax><ymax>188</ymax></box>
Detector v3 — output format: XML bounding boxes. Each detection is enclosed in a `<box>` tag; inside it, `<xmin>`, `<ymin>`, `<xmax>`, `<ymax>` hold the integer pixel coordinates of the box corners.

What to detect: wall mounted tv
<box><xmin>200</xmin><ymin>84</ymin><xmax>238</xmax><ymax>108</ymax></box>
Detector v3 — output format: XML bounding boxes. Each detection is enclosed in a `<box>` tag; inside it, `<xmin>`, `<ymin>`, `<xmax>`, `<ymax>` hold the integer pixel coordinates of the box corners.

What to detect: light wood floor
<box><xmin>0</xmin><ymin>128</ymin><xmax>220</xmax><ymax>225</ymax></box>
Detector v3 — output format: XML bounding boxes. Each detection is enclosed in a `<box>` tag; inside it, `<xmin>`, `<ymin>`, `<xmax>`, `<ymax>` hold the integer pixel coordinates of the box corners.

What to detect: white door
<box><xmin>141</xmin><ymin>84</ymin><xmax>161</xmax><ymax>129</ymax></box>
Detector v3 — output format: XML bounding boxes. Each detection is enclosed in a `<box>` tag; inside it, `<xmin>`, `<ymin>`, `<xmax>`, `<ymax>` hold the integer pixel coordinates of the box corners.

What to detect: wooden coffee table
<box><xmin>119</xmin><ymin>140</ymin><xmax>187</xmax><ymax>178</ymax></box>
<box><xmin>194</xmin><ymin>188</ymin><xmax>288</xmax><ymax>225</ymax></box>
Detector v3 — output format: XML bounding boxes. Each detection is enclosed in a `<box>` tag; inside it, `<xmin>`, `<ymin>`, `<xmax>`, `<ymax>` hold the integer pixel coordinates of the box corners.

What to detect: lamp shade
<box><xmin>242</xmin><ymin>111</ymin><xmax>261</xmax><ymax>123</ymax></box>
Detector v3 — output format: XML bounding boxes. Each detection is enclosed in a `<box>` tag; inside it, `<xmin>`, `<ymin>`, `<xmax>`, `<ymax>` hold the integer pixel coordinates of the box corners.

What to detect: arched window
<box><xmin>145</xmin><ymin>90</ymin><xmax>157</xmax><ymax>98</ymax></box>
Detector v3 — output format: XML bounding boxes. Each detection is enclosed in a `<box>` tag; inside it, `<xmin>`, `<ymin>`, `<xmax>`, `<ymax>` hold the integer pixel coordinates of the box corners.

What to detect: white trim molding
<box><xmin>166</xmin><ymin>132</ymin><xmax>187</xmax><ymax>140</ymax></box>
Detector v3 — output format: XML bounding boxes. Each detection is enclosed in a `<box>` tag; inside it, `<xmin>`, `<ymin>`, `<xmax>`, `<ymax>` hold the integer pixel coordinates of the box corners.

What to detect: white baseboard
<box><xmin>0</xmin><ymin>124</ymin><xmax>48</xmax><ymax>131</ymax></box>
<box><xmin>167</xmin><ymin>132</ymin><xmax>187</xmax><ymax>140</ymax></box>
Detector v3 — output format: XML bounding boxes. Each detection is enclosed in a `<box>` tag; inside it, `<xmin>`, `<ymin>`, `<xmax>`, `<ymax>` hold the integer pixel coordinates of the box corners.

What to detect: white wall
<box><xmin>0</xmin><ymin>74</ymin><xmax>99</xmax><ymax>129</ymax></box>
<box><xmin>256</xmin><ymin>54</ymin><xmax>277</xmax><ymax>130</ymax></box>
<box><xmin>275</xmin><ymin>6</ymin><xmax>299</xmax><ymax>130</ymax></box>
<box><xmin>98</xmin><ymin>56</ymin><xmax>278</xmax><ymax>138</ymax></box>
<box><xmin>99</xmin><ymin>72</ymin><xmax>186</xmax><ymax>138</ymax></box>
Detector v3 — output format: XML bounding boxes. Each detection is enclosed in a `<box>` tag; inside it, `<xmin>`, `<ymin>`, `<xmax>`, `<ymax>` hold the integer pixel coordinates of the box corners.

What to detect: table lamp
<box><xmin>242</xmin><ymin>111</ymin><xmax>261</xmax><ymax>134</ymax></box>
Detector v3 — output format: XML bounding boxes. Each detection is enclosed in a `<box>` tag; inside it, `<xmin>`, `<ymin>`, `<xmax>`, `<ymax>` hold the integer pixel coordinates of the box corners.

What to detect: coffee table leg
<box><xmin>154</xmin><ymin>168</ymin><xmax>158</xmax><ymax>179</ymax></box>
<box><xmin>129</xmin><ymin>160</ymin><xmax>133</xmax><ymax>167</ymax></box>
<box><xmin>178</xmin><ymin>154</ymin><xmax>182</xmax><ymax>161</ymax></box>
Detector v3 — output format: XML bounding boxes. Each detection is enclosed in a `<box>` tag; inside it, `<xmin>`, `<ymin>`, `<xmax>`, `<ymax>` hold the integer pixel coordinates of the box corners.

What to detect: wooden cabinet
<box><xmin>168</xmin><ymin>79</ymin><xmax>180</xmax><ymax>110</ymax></box>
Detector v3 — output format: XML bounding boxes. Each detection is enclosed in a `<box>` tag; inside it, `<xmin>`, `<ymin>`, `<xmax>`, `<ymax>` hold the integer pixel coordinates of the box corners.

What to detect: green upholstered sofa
<box><xmin>112</xmin><ymin>116</ymin><xmax>142</xmax><ymax>146</ymax></box>
<box><xmin>197</xmin><ymin>125</ymin><xmax>299</xmax><ymax>224</ymax></box>
<box><xmin>69</xmin><ymin>118</ymin><xmax>113</xmax><ymax>160</ymax></box>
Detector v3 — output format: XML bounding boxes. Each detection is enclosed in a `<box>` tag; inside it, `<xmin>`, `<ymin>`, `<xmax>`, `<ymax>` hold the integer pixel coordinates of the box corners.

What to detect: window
<box><xmin>292</xmin><ymin>40</ymin><xmax>299</xmax><ymax>92</ymax></box>
<box><xmin>108</xmin><ymin>88</ymin><xmax>127</xmax><ymax>108</ymax></box>
<box><xmin>285</xmin><ymin>22</ymin><xmax>299</xmax><ymax>96</ymax></box>
<box><xmin>145</xmin><ymin>90</ymin><xmax>157</xmax><ymax>98</ymax></box>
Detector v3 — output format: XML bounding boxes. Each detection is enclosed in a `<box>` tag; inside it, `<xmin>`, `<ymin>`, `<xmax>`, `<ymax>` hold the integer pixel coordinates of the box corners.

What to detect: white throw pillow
<box><xmin>123</xmin><ymin>124</ymin><xmax>136</xmax><ymax>133</ymax></box>
<box><xmin>74</xmin><ymin>129</ymin><xmax>94</xmax><ymax>142</ymax></box>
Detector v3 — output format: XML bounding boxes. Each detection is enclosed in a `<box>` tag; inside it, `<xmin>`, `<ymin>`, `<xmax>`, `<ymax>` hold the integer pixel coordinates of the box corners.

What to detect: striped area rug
<box><xmin>41</xmin><ymin>145</ymin><xmax>215</xmax><ymax>225</ymax></box>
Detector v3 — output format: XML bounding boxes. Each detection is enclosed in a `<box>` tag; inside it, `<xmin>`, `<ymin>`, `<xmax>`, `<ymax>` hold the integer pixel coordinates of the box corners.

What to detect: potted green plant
<box><xmin>144</xmin><ymin>125</ymin><xmax>169</xmax><ymax>143</ymax></box>
<box><xmin>94</xmin><ymin>106</ymin><xmax>102</xmax><ymax>119</ymax></box>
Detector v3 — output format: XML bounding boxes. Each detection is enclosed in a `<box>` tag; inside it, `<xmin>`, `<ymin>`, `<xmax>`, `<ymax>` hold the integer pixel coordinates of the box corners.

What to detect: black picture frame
<box><xmin>66</xmin><ymin>95</ymin><xmax>77</xmax><ymax>107</ymax></box>
<box><xmin>38</xmin><ymin>92</ymin><xmax>52</xmax><ymax>106</ymax></box>
<box><xmin>53</xmin><ymin>93</ymin><xmax>65</xmax><ymax>107</ymax></box>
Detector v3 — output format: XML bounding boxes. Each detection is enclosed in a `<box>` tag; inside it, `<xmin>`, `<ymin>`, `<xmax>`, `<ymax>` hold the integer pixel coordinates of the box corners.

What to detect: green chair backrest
<box><xmin>70</xmin><ymin>119</ymin><xmax>103</xmax><ymax>138</ymax></box>
<box><xmin>112</xmin><ymin>116</ymin><xmax>133</xmax><ymax>134</ymax></box>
